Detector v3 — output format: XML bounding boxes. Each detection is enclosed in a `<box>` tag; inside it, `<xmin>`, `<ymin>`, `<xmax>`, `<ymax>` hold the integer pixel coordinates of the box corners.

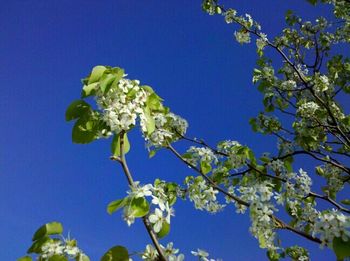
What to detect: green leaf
<box><xmin>333</xmin><ymin>237</ymin><xmax>350</xmax><ymax>259</ymax></box>
<box><xmin>232</xmin><ymin>178</ymin><xmax>240</xmax><ymax>186</ymax></box>
<box><xmin>247</xmin><ymin>149</ymin><xmax>256</xmax><ymax>165</ymax></box>
<box><xmin>32</xmin><ymin>222</ymin><xmax>63</xmax><ymax>241</ymax></box>
<box><xmin>76</xmin><ymin>254</ymin><xmax>90</xmax><ymax>261</ymax></box>
<box><xmin>27</xmin><ymin>236</ymin><xmax>51</xmax><ymax>254</ymax></box>
<box><xmin>111</xmin><ymin>133</ymin><xmax>130</xmax><ymax>156</ymax></box>
<box><xmin>65</xmin><ymin>100</ymin><xmax>91</xmax><ymax>121</ymax></box>
<box><xmin>88</xmin><ymin>65</ymin><xmax>106</xmax><ymax>84</ymax></box>
<box><xmin>341</xmin><ymin>199</ymin><xmax>350</xmax><ymax>205</ymax></box>
<box><xmin>266</xmin><ymin>250</ymin><xmax>281</xmax><ymax>261</ymax></box>
<box><xmin>130</xmin><ymin>197</ymin><xmax>149</xmax><ymax>217</ymax></box>
<box><xmin>143</xmin><ymin>107</ymin><xmax>156</xmax><ymax>135</ymax></box>
<box><xmin>107</xmin><ymin>199</ymin><xmax>126</xmax><ymax>214</ymax></box>
<box><xmin>111</xmin><ymin>67</ymin><xmax>125</xmax><ymax>80</ymax></box>
<box><xmin>307</xmin><ymin>0</ymin><xmax>317</xmax><ymax>5</ymax></box>
<box><xmin>157</xmin><ymin>221</ymin><xmax>170</xmax><ymax>238</ymax></box>
<box><xmin>72</xmin><ymin>117</ymin><xmax>97</xmax><ymax>144</ymax></box>
<box><xmin>284</xmin><ymin>157</ymin><xmax>293</xmax><ymax>172</ymax></box>
<box><xmin>82</xmin><ymin>82</ymin><xmax>99</xmax><ymax>98</ymax></box>
<box><xmin>149</xmin><ymin>150</ymin><xmax>156</xmax><ymax>158</ymax></box>
<box><xmin>48</xmin><ymin>255</ymin><xmax>68</xmax><ymax>261</ymax></box>
<box><xmin>249</xmin><ymin>118</ymin><xmax>258</xmax><ymax>132</ymax></box>
<box><xmin>146</xmin><ymin>93</ymin><xmax>163</xmax><ymax>111</ymax></box>
<box><xmin>200</xmin><ymin>161</ymin><xmax>212</xmax><ymax>174</ymax></box>
<box><xmin>141</xmin><ymin>85</ymin><xmax>155</xmax><ymax>94</ymax></box>
<box><xmin>100</xmin><ymin>74</ymin><xmax>116</xmax><ymax>93</ymax></box>
<box><xmin>101</xmin><ymin>246</ymin><xmax>129</xmax><ymax>261</ymax></box>
<box><xmin>273</xmin><ymin>179</ymin><xmax>282</xmax><ymax>193</ymax></box>
<box><xmin>17</xmin><ymin>256</ymin><xmax>32</xmax><ymax>261</ymax></box>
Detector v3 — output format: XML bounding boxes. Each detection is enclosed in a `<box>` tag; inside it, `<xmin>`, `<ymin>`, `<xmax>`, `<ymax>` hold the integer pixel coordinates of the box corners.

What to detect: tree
<box><xmin>19</xmin><ymin>0</ymin><xmax>350</xmax><ymax>260</ymax></box>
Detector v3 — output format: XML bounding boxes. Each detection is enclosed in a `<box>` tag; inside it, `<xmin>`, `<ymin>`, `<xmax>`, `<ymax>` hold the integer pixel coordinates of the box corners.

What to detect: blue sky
<box><xmin>0</xmin><ymin>1</ymin><xmax>340</xmax><ymax>260</ymax></box>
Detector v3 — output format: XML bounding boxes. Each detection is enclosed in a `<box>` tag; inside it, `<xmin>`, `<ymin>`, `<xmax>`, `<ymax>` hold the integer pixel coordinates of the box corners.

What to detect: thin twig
<box><xmin>307</xmin><ymin>192</ymin><xmax>350</xmax><ymax>214</ymax></box>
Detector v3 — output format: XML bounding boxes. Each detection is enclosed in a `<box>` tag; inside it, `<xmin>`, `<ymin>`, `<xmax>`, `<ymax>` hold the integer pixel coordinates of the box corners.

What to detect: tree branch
<box><xmin>166</xmin><ymin>144</ymin><xmax>322</xmax><ymax>244</ymax></box>
<box><xmin>307</xmin><ymin>192</ymin><xmax>350</xmax><ymax>214</ymax></box>
<box><xmin>113</xmin><ymin>131</ymin><xmax>167</xmax><ymax>261</ymax></box>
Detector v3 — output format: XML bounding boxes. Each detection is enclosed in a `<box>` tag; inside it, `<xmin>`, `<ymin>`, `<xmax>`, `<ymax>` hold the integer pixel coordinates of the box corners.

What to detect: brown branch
<box><xmin>112</xmin><ymin>131</ymin><xmax>167</xmax><ymax>261</ymax></box>
<box><xmin>277</xmin><ymin>150</ymin><xmax>350</xmax><ymax>175</ymax></box>
<box><xmin>307</xmin><ymin>192</ymin><xmax>350</xmax><ymax>214</ymax></box>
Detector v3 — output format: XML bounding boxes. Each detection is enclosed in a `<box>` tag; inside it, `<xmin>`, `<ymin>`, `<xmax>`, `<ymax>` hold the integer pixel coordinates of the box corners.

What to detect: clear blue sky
<box><xmin>0</xmin><ymin>1</ymin><xmax>339</xmax><ymax>260</ymax></box>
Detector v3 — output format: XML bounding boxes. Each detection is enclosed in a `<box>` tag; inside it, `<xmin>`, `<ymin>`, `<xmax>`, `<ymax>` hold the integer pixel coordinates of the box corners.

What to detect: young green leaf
<box><xmin>107</xmin><ymin>199</ymin><xmax>126</xmax><ymax>215</ymax></box>
<box><xmin>32</xmin><ymin>222</ymin><xmax>63</xmax><ymax>241</ymax></box>
<box><xmin>111</xmin><ymin>133</ymin><xmax>130</xmax><ymax>156</ymax></box>
<box><xmin>341</xmin><ymin>199</ymin><xmax>350</xmax><ymax>205</ymax></box>
<box><xmin>76</xmin><ymin>254</ymin><xmax>90</xmax><ymax>261</ymax></box>
<box><xmin>99</xmin><ymin>74</ymin><xmax>116</xmax><ymax>93</ymax></box>
<box><xmin>81</xmin><ymin>82</ymin><xmax>99</xmax><ymax>98</ymax></box>
<box><xmin>101</xmin><ymin>246</ymin><xmax>129</xmax><ymax>261</ymax></box>
<box><xmin>72</xmin><ymin>117</ymin><xmax>97</xmax><ymax>144</ymax></box>
<box><xmin>157</xmin><ymin>221</ymin><xmax>170</xmax><ymax>239</ymax></box>
<box><xmin>333</xmin><ymin>237</ymin><xmax>350</xmax><ymax>259</ymax></box>
<box><xmin>27</xmin><ymin>236</ymin><xmax>52</xmax><ymax>254</ymax></box>
<box><xmin>200</xmin><ymin>161</ymin><xmax>212</xmax><ymax>174</ymax></box>
<box><xmin>130</xmin><ymin>197</ymin><xmax>150</xmax><ymax>217</ymax></box>
<box><xmin>88</xmin><ymin>65</ymin><xmax>106</xmax><ymax>84</ymax></box>
<box><xmin>65</xmin><ymin>100</ymin><xmax>91</xmax><ymax>121</ymax></box>
<box><xmin>143</xmin><ymin>107</ymin><xmax>156</xmax><ymax>135</ymax></box>
<box><xmin>149</xmin><ymin>150</ymin><xmax>156</xmax><ymax>158</ymax></box>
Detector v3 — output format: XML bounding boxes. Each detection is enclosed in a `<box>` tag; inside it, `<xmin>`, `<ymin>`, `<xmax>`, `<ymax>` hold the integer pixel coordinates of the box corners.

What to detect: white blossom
<box><xmin>234</xmin><ymin>30</ymin><xmax>251</xmax><ymax>44</ymax></box>
<box><xmin>313</xmin><ymin>209</ymin><xmax>350</xmax><ymax>246</ymax></box>
<box><xmin>149</xmin><ymin>208</ymin><xmax>164</xmax><ymax>233</ymax></box>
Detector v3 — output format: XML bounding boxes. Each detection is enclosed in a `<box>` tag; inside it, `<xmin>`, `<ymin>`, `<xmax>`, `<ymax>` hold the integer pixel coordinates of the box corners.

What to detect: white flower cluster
<box><xmin>286</xmin><ymin>246</ymin><xmax>310</xmax><ymax>261</ymax></box>
<box><xmin>330</xmin><ymin>102</ymin><xmax>345</xmax><ymax>120</ymax></box>
<box><xmin>278</xmin><ymin>169</ymin><xmax>312</xmax><ymax>204</ymax></box>
<box><xmin>146</xmin><ymin>112</ymin><xmax>188</xmax><ymax>147</ymax></box>
<box><xmin>296</xmin><ymin>64</ymin><xmax>309</xmax><ymax>77</ymax></box>
<box><xmin>217</xmin><ymin>141</ymin><xmax>246</xmax><ymax>169</ymax></box>
<box><xmin>267</xmin><ymin>159</ymin><xmax>286</xmax><ymax>174</ymax></box>
<box><xmin>186</xmin><ymin>176</ymin><xmax>224</xmax><ymax>213</ymax></box>
<box><xmin>297</xmin><ymin>101</ymin><xmax>320</xmax><ymax>118</ymax></box>
<box><xmin>249</xmin><ymin>201</ymin><xmax>277</xmax><ymax>250</ymax></box>
<box><xmin>313</xmin><ymin>209</ymin><xmax>350</xmax><ymax>246</ymax></box>
<box><xmin>96</xmin><ymin>78</ymin><xmax>147</xmax><ymax>133</ymax></box>
<box><xmin>234</xmin><ymin>30</ymin><xmax>251</xmax><ymax>44</ymax></box>
<box><xmin>122</xmin><ymin>182</ymin><xmax>174</xmax><ymax>233</ymax></box>
<box><xmin>314</xmin><ymin>74</ymin><xmax>330</xmax><ymax>92</ymax></box>
<box><xmin>237</xmin><ymin>181</ymin><xmax>277</xmax><ymax>249</ymax></box>
<box><xmin>191</xmin><ymin>248</ymin><xmax>220</xmax><ymax>261</ymax></box>
<box><xmin>280</xmin><ymin>79</ymin><xmax>297</xmax><ymax>90</ymax></box>
<box><xmin>186</xmin><ymin>146</ymin><xmax>218</xmax><ymax>167</ymax></box>
<box><xmin>142</xmin><ymin>242</ymin><xmax>184</xmax><ymax>261</ymax></box>
<box><xmin>317</xmin><ymin>164</ymin><xmax>344</xmax><ymax>194</ymax></box>
<box><xmin>256</xmin><ymin>33</ymin><xmax>268</xmax><ymax>53</ymax></box>
<box><xmin>287</xmin><ymin>201</ymin><xmax>319</xmax><ymax>233</ymax></box>
<box><xmin>224</xmin><ymin>9</ymin><xmax>237</xmax><ymax>24</ymax></box>
<box><xmin>94</xmin><ymin>72</ymin><xmax>188</xmax><ymax>148</ymax></box>
<box><xmin>277</xmin><ymin>139</ymin><xmax>294</xmax><ymax>155</ymax></box>
<box><xmin>41</xmin><ymin>240</ymin><xmax>85</xmax><ymax>260</ymax></box>
<box><xmin>217</xmin><ymin>140</ymin><xmax>241</xmax><ymax>154</ymax></box>
<box><xmin>224</xmin><ymin>186</ymin><xmax>247</xmax><ymax>214</ymax></box>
